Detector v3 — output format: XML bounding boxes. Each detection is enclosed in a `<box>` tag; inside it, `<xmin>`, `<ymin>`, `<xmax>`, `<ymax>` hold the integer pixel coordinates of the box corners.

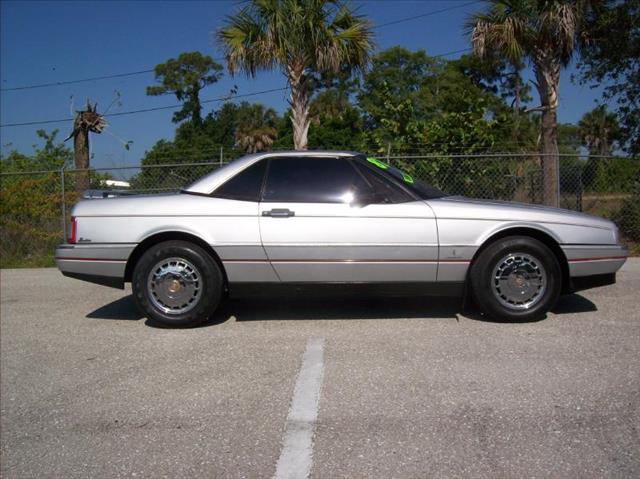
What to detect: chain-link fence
<box><xmin>1</xmin><ymin>152</ymin><xmax>639</xmax><ymax>267</ymax></box>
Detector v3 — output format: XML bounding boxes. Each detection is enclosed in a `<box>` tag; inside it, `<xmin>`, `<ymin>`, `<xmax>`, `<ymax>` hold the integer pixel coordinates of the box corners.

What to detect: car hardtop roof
<box><xmin>248</xmin><ymin>150</ymin><xmax>362</xmax><ymax>160</ymax></box>
<box><xmin>183</xmin><ymin>150</ymin><xmax>364</xmax><ymax>195</ymax></box>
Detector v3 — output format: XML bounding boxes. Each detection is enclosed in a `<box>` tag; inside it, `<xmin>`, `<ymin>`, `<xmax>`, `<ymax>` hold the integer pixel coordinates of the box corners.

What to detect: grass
<box><xmin>627</xmin><ymin>241</ymin><xmax>640</xmax><ymax>257</ymax></box>
<box><xmin>0</xmin><ymin>253</ymin><xmax>56</xmax><ymax>269</ymax></box>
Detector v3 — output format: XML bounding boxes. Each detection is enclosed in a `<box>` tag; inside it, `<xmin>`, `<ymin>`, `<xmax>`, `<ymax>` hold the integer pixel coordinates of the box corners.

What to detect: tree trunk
<box><xmin>534</xmin><ymin>59</ymin><xmax>560</xmax><ymax>207</ymax></box>
<box><xmin>73</xmin><ymin>125</ymin><xmax>90</xmax><ymax>194</ymax></box>
<box><xmin>288</xmin><ymin>64</ymin><xmax>310</xmax><ymax>150</ymax></box>
<box><xmin>513</xmin><ymin>70</ymin><xmax>521</xmax><ymax>112</ymax></box>
<box><xmin>191</xmin><ymin>83</ymin><xmax>202</xmax><ymax>127</ymax></box>
<box><xmin>600</xmin><ymin>126</ymin><xmax>609</xmax><ymax>157</ymax></box>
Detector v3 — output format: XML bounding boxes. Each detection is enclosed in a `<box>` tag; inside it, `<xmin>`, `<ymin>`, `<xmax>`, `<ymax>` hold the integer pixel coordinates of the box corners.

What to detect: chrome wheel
<box><xmin>491</xmin><ymin>253</ymin><xmax>546</xmax><ymax>310</ymax></box>
<box><xmin>147</xmin><ymin>257</ymin><xmax>202</xmax><ymax>315</ymax></box>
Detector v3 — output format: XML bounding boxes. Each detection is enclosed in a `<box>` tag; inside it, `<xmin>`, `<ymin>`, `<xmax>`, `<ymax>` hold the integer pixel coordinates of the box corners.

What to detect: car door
<box><xmin>206</xmin><ymin>158</ymin><xmax>280</xmax><ymax>283</ymax></box>
<box><xmin>258</xmin><ymin>156</ymin><xmax>438</xmax><ymax>283</ymax></box>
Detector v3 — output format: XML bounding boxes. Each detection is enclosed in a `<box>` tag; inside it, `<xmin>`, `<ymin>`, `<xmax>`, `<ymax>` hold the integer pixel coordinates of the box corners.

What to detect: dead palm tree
<box><xmin>467</xmin><ymin>0</ymin><xmax>601</xmax><ymax>206</ymax></box>
<box><xmin>218</xmin><ymin>0</ymin><xmax>374</xmax><ymax>150</ymax></box>
<box><xmin>65</xmin><ymin>101</ymin><xmax>107</xmax><ymax>193</ymax></box>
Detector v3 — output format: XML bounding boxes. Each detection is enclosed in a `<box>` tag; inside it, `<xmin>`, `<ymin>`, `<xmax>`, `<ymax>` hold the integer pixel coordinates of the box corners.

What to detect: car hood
<box><xmin>427</xmin><ymin>196</ymin><xmax>615</xmax><ymax>230</ymax></box>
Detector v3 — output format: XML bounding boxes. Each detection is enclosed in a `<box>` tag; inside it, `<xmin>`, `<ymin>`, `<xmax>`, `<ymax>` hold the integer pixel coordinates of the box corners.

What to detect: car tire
<box><xmin>132</xmin><ymin>240</ymin><xmax>223</xmax><ymax>327</ymax></box>
<box><xmin>469</xmin><ymin>236</ymin><xmax>561</xmax><ymax>322</ymax></box>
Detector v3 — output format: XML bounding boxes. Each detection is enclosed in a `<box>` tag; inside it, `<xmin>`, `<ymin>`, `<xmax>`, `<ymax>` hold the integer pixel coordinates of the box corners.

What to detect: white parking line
<box><xmin>274</xmin><ymin>337</ymin><xmax>325</xmax><ymax>479</ymax></box>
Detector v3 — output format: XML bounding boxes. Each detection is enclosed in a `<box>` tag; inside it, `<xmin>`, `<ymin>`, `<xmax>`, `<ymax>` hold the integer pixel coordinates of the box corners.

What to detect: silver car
<box><xmin>56</xmin><ymin>151</ymin><xmax>628</xmax><ymax>327</ymax></box>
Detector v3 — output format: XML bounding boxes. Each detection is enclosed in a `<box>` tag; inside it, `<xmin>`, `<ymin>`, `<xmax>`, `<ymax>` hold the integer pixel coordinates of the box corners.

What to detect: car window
<box><xmin>211</xmin><ymin>159</ymin><xmax>267</xmax><ymax>202</ymax></box>
<box><xmin>262</xmin><ymin>157</ymin><xmax>371</xmax><ymax>203</ymax></box>
<box><xmin>355</xmin><ymin>155</ymin><xmax>448</xmax><ymax>200</ymax></box>
<box><xmin>353</xmin><ymin>161</ymin><xmax>414</xmax><ymax>203</ymax></box>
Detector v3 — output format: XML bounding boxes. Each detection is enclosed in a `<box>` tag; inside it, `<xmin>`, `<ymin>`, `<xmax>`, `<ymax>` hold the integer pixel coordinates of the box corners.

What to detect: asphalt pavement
<box><xmin>1</xmin><ymin>261</ymin><xmax>639</xmax><ymax>478</ymax></box>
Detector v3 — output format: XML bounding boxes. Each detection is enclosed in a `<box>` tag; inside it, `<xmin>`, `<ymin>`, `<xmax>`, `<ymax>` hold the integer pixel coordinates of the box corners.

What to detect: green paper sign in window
<box><xmin>366</xmin><ymin>157</ymin><xmax>389</xmax><ymax>169</ymax></box>
<box><xmin>402</xmin><ymin>172</ymin><xmax>414</xmax><ymax>184</ymax></box>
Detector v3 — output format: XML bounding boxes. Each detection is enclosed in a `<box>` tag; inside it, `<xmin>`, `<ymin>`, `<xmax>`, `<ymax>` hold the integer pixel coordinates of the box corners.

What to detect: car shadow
<box><xmin>219</xmin><ymin>296</ymin><xmax>462</xmax><ymax>322</ymax></box>
<box><xmin>552</xmin><ymin>293</ymin><xmax>598</xmax><ymax>315</ymax></box>
<box><xmin>86</xmin><ymin>296</ymin><xmax>144</xmax><ymax>321</ymax></box>
<box><xmin>469</xmin><ymin>293</ymin><xmax>598</xmax><ymax>324</ymax></box>
<box><xmin>86</xmin><ymin>292</ymin><xmax>598</xmax><ymax>328</ymax></box>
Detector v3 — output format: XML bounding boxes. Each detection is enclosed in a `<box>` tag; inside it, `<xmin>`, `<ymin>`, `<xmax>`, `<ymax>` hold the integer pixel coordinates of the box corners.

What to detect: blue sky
<box><xmin>1</xmin><ymin>0</ymin><xmax>607</xmax><ymax>169</ymax></box>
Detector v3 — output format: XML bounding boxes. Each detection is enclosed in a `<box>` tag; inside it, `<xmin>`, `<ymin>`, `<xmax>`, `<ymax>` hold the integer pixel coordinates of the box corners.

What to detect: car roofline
<box><xmin>243</xmin><ymin>150</ymin><xmax>362</xmax><ymax>160</ymax></box>
<box><xmin>183</xmin><ymin>150</ymin><xmax>362</xmax><ymax>195</ymax></box>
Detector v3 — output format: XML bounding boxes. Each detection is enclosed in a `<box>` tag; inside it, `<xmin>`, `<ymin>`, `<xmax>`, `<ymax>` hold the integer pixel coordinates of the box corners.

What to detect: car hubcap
<box><xmin>492</xmin><ymin>253</ymin><xmax>546</xmax><ymax>310</ymax></box>
<box><xmin>147</xmin><ymin>257</ymin><xmax>201</xmax><ymax>315</ymax></box>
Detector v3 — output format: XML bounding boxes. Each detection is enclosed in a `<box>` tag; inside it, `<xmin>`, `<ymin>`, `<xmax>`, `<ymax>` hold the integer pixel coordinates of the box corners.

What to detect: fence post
<box><xmin>577</xmin><ymin>167</ymin><xmax>583</xmax><ymax>212</ymax></box>
<box><xmin>386</xmin><ymin>142</ymin><xmax>391</xmax><ymax>166</ymax></box>
<box><xmin>60</xmin><ymin>166</ymin><xmax>66</xmax><ymax>242</ymax></box>
<box><xmin>556</xmin><ymin>154</ymin><xmax>561</xmax><ymax>208</ymax></box>
<box><xmin>219</xmin><ymin>146</ymin><xmax>223</xmax><ymax>167</ymax></box>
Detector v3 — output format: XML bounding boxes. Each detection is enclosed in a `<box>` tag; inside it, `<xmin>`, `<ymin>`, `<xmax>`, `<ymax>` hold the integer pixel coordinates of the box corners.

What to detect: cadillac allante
<box><xmin>56</xmin><ymin>151</ymin><xmax>628</xmax><ymax>327</ymax></box>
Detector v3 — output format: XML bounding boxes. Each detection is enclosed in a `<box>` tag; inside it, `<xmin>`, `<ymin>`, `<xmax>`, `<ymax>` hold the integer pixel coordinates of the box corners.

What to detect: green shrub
<box><xmin>616</xmin><ymin>172</ymin><xmax>640</xmax><ymax>241</ymax></box>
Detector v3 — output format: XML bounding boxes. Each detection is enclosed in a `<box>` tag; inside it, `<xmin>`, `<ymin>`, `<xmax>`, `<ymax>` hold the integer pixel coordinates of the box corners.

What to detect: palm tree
<box><xmin>218</xmin><ymin>0</ymin><xmax>374</xmax><ymax>150</ymax></box>
<box><xmin>467</xmin><ymin>0</ymin><xmax>601</xmax><ymax>206</ymax></box>
<box><xmin>234</xmin><ymin>103</ymin><xmax>279</xmax><ymax>153</ymax></box>
<box><xmin>578</xmin><ymin>105</ymin><xmax>621</xmax><ymax>190</ymax></box>
<box><xmin>578</xmin><ymin>105</ymin><xmax>620</xmax><ymax>156</ymax></box>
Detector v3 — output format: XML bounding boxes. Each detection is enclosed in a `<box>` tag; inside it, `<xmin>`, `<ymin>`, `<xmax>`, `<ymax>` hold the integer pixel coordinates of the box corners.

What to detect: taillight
<box><xmin>69</xmin><ymin>217</ymin><xmax>77</xmax><ymax>244</ymax></box>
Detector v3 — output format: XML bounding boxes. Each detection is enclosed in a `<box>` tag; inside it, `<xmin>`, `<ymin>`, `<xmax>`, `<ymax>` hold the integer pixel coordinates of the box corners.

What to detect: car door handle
<box><xmin>262</xmin><ymin>208</ymin><xmax>295</xmax><ymax>218</ymax></box>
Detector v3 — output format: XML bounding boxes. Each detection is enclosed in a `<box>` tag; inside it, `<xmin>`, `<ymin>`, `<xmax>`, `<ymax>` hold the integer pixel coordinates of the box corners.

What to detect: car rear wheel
<box><xmin>132</xmin><ymin>240</ymin><xmax>223</xmax><ymax>327</ymax></box>
<box><xmin>469</xmin><ymin>236</ymin><xmax>561</xmax><ymax>322</ymax></box>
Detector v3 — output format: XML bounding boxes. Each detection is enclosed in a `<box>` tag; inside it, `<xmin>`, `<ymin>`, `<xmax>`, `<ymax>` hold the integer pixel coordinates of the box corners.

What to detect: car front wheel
<box><xmin>132</xmin><ymin>240</ymin><xmax>223</xmax><ymax>327</ymax></box>
<box><xmin>469</xmin><ymin>236</ymin><xmax>561</xmax><ymax>322</ymax></box>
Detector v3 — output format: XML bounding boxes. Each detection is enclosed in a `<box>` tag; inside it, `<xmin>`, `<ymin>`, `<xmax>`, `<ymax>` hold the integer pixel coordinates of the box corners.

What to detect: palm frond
<box><xmin>217</xmin><ymin>7</ymin><xmax>276</xmax><ymax>76</ymax></box>
<box><xmin>466</xmin><ymin>0</ymin><xmax>595</xmax><ymax>67</ymax></box>
<box><xmin>218</xmin><ymin>0</ymin><xmax>374</xmax><ymax>78</ymax></box>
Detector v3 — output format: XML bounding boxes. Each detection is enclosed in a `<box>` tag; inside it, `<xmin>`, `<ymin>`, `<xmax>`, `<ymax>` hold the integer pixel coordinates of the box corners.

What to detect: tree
<box><xmin>307</xmin><ymin>90</ymin><xmax>365</xmax><ymax>150</ymax></box>
<box><xmin>134</xmin><ymin>101</ymin><xmax>285</xmax><ymax>191</ymax></box>
<box><xmin>452</xmin><ymin>53</ymin><xmax>531</xmax><ymax>113</ymax></box>
<box><xmin>358</xmin><ymin>47</ymin><xmax>535</xmax><ymax>153</ymax></box>
<box><xmin>578</xmin><ymin>106</ymin><xmax>623</xmax><ymax>192</ymax></box>
<box><xmin>218</xmin><ymin>0</ymin><xmax>374</xmax><ymax>150</ymax></box>
<box><xmin>0</xmin><ymin>130</ymin><xmax>74</xmax><ymax>267</ymax></box>
<box><xmin>147</xmin><ymin>51</ymin><xmax>223</xmax><ymax>126</ymax></box>
<box><xmin>65</xmin><ymin>101</ymin><xmax>107</xmax><ymax>193</ymax></box>
<box><xmin>578</xmin><ymin>0</ymin><xmax>640</xmax><ymax>155</ymax></box>
<box><xmin>468</xmin><ymin>0</ymin><xmax>601</xmax><ymax>206</ymax></box>
<box><xmin>176</xmin><ymin>102</ymin><xmax>243</xmax><ymax>145</ymax></box>
<box><xmin>616</xmin><ymin>170</ymin><xmax>640</xmax><ymax>242</ymax></box>
<box><xmin>578</xmin><ymin>105</ymin><xmax>620</xmax><ymax>156</ymax></box>
<box><xmin>358</xmin><ymin>47</ymin><xmax>448</xmax><ymax>148</ymax></box>
<box><xmin>234</xmin><ymin>103</ymin><xmax>278</xmax><ymax>153</ymax></box>
<box><xmin>1</xmin><ymin>129</ymin><xmax>72</xmax><ymax>172</ymax></box>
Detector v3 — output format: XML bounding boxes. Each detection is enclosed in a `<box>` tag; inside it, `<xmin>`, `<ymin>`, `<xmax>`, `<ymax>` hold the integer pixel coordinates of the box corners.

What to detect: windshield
<box><xmin>355</xmin><ymin>155</ymin><xmax>448</xmax><ymax>200</ymax></box>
